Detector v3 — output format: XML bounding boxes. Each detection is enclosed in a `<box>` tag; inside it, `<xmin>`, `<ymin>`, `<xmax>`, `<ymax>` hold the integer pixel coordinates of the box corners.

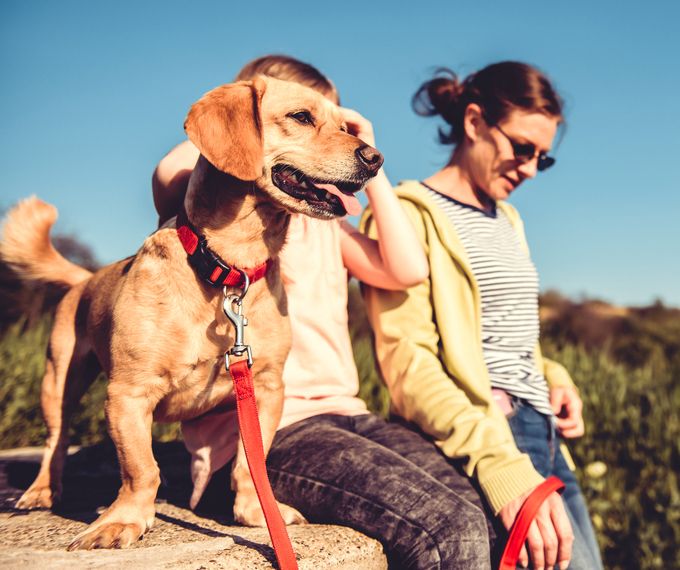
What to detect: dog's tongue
<box><xmin>315</xmin><ymin>183</ymin><xmax>362</xmax><ymax>216</ymax></box>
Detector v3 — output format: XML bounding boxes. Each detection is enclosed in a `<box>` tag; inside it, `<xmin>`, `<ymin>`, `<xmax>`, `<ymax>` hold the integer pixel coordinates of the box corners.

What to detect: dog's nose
<box><xmin>356</xmin><ymin>145</ymin><xmax>384</xmax><ymax>175</ymax></box>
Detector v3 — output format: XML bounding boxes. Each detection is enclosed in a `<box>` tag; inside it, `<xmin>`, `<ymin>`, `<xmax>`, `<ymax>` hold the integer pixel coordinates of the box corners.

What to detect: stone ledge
<box><xmin>0</xmin><ymin>446</ymin><xmax>388</xmax><ymax>569</ymax></box>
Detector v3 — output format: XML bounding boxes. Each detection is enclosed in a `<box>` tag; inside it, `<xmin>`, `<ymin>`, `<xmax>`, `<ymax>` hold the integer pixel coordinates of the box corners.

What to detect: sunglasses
<box><xmin>493</xmin><ymin>124</ymin><xmax>556</xmax><ymax>172</ymax></box>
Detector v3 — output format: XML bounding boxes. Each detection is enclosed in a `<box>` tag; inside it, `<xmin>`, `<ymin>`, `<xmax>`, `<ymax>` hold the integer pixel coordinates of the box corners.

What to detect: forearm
<box><xmin>152</xmin><ymin>140</ymin><xmax>200</xmax><ymax>226</ymax></box>
<box><xmin>152</xmin><ymin>169</ymin><xmax>192</xmax><ymax>226</ymax></box>
<box><xmin>364</xmin><ymin>169</ymin><xmax>429</xmax><ymax>285</ymax></box>
<box><xmin>541</xmin><ymin>354</ymin><xmax>576</xmax><ymax>389</ymax></box>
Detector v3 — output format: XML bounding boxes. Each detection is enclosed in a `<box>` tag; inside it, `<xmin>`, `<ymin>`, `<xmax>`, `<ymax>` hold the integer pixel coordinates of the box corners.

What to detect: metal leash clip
<box><xmin>223</xmin><ymin>272</ymin><xmax>253</xmax><ymax>370</ymax></box>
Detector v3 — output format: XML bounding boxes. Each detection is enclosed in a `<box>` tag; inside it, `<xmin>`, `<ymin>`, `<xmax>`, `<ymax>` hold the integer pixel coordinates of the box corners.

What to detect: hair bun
<box><xmin>412</xmin><ymin>68</ymin><xmax>464</xmax><ymax>144</ymax></box>
<box><xmin>427</xmin><ymin>72</ymin><xmax>463</xmax><ymax>125</ymax></box>
<box><xmin>412</xmin><ymin>69</ymin><xmax>461</xmax><ymax>126</ymax></box>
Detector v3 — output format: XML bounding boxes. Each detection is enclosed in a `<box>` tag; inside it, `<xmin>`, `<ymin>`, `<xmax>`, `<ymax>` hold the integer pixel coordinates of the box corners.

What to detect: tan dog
<box><xmin>1</xmin><ymin>76</ymin><xmax>383</xmax><ymax>550</ymax></box>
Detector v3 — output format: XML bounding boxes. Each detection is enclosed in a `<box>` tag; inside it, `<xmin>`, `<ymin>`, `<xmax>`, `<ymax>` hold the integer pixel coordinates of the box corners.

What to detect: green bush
<box><xmin>0</xmin><ymin>316</ymin><xmax>52</xmax><ymax>447</ymax></box>
<box><xmin>543</xmin><ymin>342</ymin><xmax>680</xmax><ymax>570</ymax></box>
<box><xmin>0</xmin><ymin>316</ymin><xmax>180</xmax><ymax>448</ymax></box>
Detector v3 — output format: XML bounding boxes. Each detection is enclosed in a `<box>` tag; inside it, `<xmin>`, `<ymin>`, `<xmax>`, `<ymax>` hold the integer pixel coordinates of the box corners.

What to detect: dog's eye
<box><xmin>289</xmin><ymin>111</ymin><xmax>314</xmax><ymax>126</ymax></box>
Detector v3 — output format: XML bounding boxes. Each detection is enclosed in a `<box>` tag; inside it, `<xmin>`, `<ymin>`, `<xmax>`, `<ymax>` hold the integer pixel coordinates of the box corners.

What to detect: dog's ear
<box><xmin>184</xmin><ymin>78</ymin><xmax>266</xmax><ymax>181</ymax></box>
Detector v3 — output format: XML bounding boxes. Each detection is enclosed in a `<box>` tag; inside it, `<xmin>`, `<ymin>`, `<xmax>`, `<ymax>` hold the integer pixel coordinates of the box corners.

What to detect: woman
<box><xmin>361</xmin><ymin>61</ymin><xmax>603</xmax><ymax>570</ymax></box>
<box><xmin>154</xmin><ymin>55</ymin><xmax>495</xmax><ymax>569</ymax></box>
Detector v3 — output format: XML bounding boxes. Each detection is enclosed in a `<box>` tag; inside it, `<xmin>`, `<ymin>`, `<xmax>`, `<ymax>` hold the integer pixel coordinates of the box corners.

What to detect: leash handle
<box><xmin>498</xmin><ymin>476</ymin><xmax>565</xmax><ymax>570</ymax></box>
<box><xmin>230</xmin><ymin>359</ymin><xmax>299</xmax><ymax>570</ymax></box>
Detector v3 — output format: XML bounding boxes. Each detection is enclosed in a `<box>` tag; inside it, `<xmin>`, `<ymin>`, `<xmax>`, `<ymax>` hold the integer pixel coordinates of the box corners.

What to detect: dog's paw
<box><xmin>278</xmin><ymin>501</ymin><xmax>307</xmax><ymax>525</ymax></box>
<box><xmin>233</xmin><ymin>496</ymin><xmax>307</xmax><ymax>527</ymax></box>
<box><xmin>16</xmin><ymin>485</ymin><xmax>56</xmax><ymax>510</ymax></box>
<box><xmin>67</xmin><ymin>521</ymin><xmax>146</xmax><ymax>551</ymax></box>
<box><xmin>66</xmin><ymin>501</ymin><xmax>155</xmax><ymax>551</ymax></box>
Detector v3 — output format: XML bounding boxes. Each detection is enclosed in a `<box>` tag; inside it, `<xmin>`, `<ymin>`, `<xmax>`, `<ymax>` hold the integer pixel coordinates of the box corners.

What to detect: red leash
<box><xmin>223</xmin><ymin>287</ymin><xmax>298</xmax><ymax>570</ymax></box>
<box><xmin>230</xmin><ymin>360</ymin><xmax>298</xmax><ymax>570</ymax></box>
<box><xmin>498</xmin><ymin>476</ymin><xmax>565</xmax><ymax>570</ymax></box>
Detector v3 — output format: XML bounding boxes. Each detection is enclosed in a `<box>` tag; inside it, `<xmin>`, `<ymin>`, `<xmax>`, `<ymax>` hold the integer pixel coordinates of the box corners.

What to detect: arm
<box><xmin>152</xmin><ymin>140</ymin><xmax>200</xmax><ymax>226</ymax></box>
<box><xmin>540</xmin><ymin>354</ymin><xmax>584</xmax><ymax>437</ymax></box>
<box><xmin>338</xmin><ymin>108</ymin><xmax>428</xmax><ymax>290</ymax></box>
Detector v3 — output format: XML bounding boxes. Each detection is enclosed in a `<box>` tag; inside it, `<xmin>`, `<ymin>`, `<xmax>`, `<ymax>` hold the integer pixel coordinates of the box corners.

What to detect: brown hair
<box><xmin>412</xmin><ymin>61</ymin><xmax>563</xmax><ymax>145</ymax></box>
<box><xmin>235</xmin><ymin>54</ymin><xmax>339</xmax><ymax>104</ymax></box>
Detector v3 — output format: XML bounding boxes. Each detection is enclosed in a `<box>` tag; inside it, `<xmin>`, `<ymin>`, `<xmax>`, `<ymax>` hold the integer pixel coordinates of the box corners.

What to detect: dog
<box><xmin>1</xmin><ymin>75</ymin><xmax>383</xmax><ymax>550</ymax></box>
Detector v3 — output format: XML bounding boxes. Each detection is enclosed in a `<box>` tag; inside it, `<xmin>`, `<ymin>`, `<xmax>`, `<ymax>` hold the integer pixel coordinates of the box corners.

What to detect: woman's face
<box><xmin>466</xmin><ymin>108</ymin><xmax>559</xmax><ymax>202</ymax></box>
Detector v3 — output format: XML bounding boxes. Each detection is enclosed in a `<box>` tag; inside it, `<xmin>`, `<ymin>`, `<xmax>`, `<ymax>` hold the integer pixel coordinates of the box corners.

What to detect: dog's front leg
<box><xmin>68</xmin><ymin>381</ymin><xmax>162</xmax><ymax>550</ymax></box>
<box><xmin>231</xmin><ymin>366</ymin><xmax>306</xmax><ymax>526</ymax></box>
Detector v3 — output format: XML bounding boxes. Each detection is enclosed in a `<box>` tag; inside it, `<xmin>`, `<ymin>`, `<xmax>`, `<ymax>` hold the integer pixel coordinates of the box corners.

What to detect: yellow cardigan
<box><xmin>360</xmin><ymin>180</ymin><xmax>575</xmax><ymax>514</ymax></box>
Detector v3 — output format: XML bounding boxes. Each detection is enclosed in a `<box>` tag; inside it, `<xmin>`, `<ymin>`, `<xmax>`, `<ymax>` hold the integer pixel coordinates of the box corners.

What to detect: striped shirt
<box><xmin>424</xmin><ymin>184</ymin><xmax>553</xmax><ymax>418</ymax></box>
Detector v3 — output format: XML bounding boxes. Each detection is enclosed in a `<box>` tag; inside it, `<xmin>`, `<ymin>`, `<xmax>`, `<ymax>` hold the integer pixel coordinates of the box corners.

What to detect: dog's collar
<box><xmin>176</xmin><ymin>209</ymin><xmax>270</xmax><ymax>289</ymax></box>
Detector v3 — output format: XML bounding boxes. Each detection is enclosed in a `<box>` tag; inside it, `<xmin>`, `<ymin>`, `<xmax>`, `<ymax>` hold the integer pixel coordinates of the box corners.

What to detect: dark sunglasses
<box><xmin>494</xmin><ymin>124</ymin><xmax>556</xmax><ymax>172</ymax></box>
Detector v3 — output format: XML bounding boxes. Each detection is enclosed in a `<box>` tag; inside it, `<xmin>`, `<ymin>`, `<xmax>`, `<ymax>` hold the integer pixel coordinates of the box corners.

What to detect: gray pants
<box><xmin>266</xmin><ymin>413</ymin><xmax>495</xmax><ymax>570</ymax></box>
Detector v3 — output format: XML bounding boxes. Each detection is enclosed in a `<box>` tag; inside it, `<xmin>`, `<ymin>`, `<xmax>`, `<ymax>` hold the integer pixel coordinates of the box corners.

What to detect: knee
<box><xmin>431</xmin><ymin>500</ymin><xmax>491</xmax><ymax>569</ymax></box>
<box><xmin>395</xmin><ymin>499</ymin><xmax>490</xmax><ymax>570</ymax></box>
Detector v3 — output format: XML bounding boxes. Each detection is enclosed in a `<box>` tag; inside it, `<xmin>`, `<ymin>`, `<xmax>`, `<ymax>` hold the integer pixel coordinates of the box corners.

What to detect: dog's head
<box><xmin>184</xmin><ymin>76</ymin><xmax>383</xmax><ymax>218</ymax></box>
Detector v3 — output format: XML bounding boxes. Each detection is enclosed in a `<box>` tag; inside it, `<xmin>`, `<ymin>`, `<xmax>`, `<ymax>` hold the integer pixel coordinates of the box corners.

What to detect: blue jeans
<box><xmin>266</xmin><ymin>413</ymin><xmax>493</xmax><ymax>570</ymax></box>
<box><xmin>507</xmin><ymin>400</ymin><xmax>604</xmax><ymax>570</ymax></box>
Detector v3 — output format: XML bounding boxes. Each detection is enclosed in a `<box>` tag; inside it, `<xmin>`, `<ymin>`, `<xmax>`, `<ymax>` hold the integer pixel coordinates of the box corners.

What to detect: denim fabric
<box><xmin>507</xmin><ymin>400</ymin><xmax>604</xmax><ymax>570</ymax></box>
<box><xmin>266</xmin><ymin>413</ymin><xmax>493</xmax><ymax>570</ymax></box>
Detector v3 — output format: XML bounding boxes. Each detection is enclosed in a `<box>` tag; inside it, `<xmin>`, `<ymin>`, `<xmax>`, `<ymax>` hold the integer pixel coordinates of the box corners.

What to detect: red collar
<box><xmin>176</xmin><ymin>209</ymin><xmax>270</xmax><ymax>289</ymax></box>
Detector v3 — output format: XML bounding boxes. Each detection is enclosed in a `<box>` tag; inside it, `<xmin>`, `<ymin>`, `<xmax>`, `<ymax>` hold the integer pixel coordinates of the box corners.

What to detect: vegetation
<box><xmin>0</xmin><ymin>316</ymin><xmax>180</xmax><ymax>446</ymax></box>
<box><xmin>542</xmin><ymin>342</ymin><xmax>680</xmax><ymax>569</ymax></box>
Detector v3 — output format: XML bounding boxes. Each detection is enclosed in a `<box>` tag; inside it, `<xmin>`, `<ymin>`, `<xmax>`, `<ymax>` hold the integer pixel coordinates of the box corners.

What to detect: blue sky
<box><xmin>2</xmin><ymin>0</ymin><xmax>679</xmax><ymax>306</ymax></box>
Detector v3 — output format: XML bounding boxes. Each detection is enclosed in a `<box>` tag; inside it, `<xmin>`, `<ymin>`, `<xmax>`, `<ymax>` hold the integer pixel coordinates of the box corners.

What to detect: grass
<box><xmin>0</xmin><ymin>315</ymin><xmax>181</xmax><ymax>447</ymax></box>
<box><xmin>542</xmin><ymin>342</ymin><xmax>680</xmax><ymax>569</ymax></box>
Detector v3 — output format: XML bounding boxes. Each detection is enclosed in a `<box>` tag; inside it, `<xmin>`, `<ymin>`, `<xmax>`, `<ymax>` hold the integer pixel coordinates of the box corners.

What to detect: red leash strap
<box><xmin>498</xmin><ymin>476</ymin><xmax>565</xmax><ymax>570</ymax></box>
<box><xmin>230</xmin><ymin>359</ymin><xmax>299</xmax><ymax>570</ymax></box>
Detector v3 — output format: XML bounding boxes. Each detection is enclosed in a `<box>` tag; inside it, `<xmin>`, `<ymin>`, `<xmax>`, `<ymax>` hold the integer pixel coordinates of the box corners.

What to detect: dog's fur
<box><xmin>1</xmin><ymin>76</ymin><xmax>382</xmax><ymax>550</ymax></box>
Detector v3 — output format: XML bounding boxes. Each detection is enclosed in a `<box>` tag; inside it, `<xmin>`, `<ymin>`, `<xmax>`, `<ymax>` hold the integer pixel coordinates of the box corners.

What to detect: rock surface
<box><xmin>0</xmin><ymin>445</ymin><xmax>388</xmax><ymax>569</ymax></box>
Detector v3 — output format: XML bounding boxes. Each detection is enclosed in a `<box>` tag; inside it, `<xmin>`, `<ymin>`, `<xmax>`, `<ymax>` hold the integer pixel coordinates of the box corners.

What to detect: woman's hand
<box><xmin>499</xmin><ymin>489</ymin><xmax>574</xmax><ymax>569</ymax></box>
<box><xmin>551</xmin><ymin>385</ymin><xmax>585</xmax><ymax>438</ymax></box>
<box><xmin>338</xmin><ymin>107</ymin><xmax>376</xmax><ymax>147</ymax></box>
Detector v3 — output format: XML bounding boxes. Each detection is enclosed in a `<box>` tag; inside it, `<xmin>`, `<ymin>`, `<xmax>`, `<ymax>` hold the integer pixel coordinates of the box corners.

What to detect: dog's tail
<box><xmin>1</xmin><ymin>196</ymin><xmax>93</xmax><ymax>287</ymax></box>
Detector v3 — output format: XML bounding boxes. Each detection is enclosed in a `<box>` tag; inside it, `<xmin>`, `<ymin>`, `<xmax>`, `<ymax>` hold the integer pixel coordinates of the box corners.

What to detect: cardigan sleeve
<box><xmin>542</xmin><ymin>356</ymin><xmax>577</xmax><ymax>389</ymax></box>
